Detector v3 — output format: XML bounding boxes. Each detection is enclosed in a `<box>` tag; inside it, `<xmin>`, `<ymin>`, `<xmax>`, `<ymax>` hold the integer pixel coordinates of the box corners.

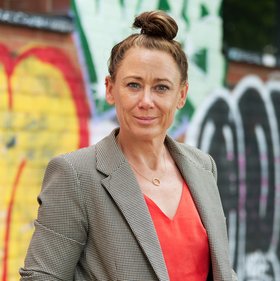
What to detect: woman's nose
<box><xmin>138</xmin><ymin>88</ymin><xmax>154</xmax><ymax>108</ymax></box>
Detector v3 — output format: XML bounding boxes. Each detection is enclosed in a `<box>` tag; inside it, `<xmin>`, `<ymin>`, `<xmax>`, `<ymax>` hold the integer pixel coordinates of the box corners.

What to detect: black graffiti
<box><xmin>188</xmin><ymin>75</ymin><xmax>280</xmax><ymax>281</ymax></box>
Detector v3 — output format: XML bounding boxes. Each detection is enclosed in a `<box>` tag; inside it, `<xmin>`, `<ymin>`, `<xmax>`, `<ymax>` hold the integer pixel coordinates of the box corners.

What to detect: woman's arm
<box><xmin>20</xmin><ymin>156</ymin><xmax>88</xmax><ymax>280</ymax></box>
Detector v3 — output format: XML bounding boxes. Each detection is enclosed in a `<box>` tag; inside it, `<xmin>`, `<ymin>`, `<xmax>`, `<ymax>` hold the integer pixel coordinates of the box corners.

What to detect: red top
<box><xmin>144</xmin><ymin>182</ymin><xmax>210</xmax><ymax>281</ymax></box>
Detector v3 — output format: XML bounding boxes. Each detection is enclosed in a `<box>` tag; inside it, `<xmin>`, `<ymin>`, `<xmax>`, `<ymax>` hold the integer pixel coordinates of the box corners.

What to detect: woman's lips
<box><xmin>134</xmin><ymin>116</ymin><xmax>156</xmax><ymax>124</ymax></box>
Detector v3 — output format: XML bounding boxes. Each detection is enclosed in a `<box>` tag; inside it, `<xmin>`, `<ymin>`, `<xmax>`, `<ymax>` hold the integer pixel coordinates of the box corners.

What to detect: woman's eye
<box><xmin>155</xmin><ymin>85</ymin><xmax>169</xmax><ymax>92</ymax></box>
<box><xmin>127</xmin><ymin>82</ymin><xmax>140</xmax><ymax>89</ymax></box>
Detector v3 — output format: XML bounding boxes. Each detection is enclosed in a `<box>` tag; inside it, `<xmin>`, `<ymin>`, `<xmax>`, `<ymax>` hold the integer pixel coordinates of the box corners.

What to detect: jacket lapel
<box><xmin>166</xmin><ymin>136</ymin><xmax>232</xmax><ymax>281</ymax></box>
<box><xmin>95</xmin><ymin>129</ymin><xmax>169</xmax><ymax>281</ymax></box>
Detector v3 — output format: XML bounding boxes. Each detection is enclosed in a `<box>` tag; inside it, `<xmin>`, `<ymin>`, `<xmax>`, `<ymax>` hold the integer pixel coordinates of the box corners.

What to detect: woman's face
<box><xmin>106</xmin><ymin>47</ymin><xmax>188</xmax><ymax>142</ymax></box>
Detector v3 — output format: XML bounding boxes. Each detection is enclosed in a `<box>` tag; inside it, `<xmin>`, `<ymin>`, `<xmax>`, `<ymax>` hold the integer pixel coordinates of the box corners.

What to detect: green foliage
<box><xmin>222</xmin><ymin>0</ymin><xmax>277</xmax><ymax>53</ymax></box>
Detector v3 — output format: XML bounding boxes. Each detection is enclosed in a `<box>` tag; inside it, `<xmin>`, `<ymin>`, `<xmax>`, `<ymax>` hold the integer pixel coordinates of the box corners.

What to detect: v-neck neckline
<box><xmin>144</xmin><ymin>182</ymin><xmax>185</xmax><ymax>221</ymax></box>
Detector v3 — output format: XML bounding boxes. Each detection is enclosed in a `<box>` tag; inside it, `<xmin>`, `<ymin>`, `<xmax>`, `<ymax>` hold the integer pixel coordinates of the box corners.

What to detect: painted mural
<box><xmin>188</xmin><ymin>76</ymin><xmax>280</xmax><ymax>280</ymax></box>
<box><xmin>0</xmin><ymin>44</ymin><xmax>89</xmax><ymax>280</ymax></box>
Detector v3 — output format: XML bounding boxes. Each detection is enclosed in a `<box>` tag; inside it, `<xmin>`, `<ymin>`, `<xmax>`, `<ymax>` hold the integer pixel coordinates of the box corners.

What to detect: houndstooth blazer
<box><xmin>20</xmin><ymin>128</ymin><xmax>237</xmax><ymax>281</ymax></box>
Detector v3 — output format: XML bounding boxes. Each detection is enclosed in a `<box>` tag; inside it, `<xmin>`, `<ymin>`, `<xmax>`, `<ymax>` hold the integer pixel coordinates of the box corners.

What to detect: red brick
<box><xmin>8</xmin><ymin>0</ymin><xmax>51</xmax><ymax>14</ymax></box>
<box><xmin>51</xmin><ymin>0</ymin><xmax>70</xmax><ymax>14</ymax></box>
<box><xmin>0</xmin><ymin>0</ymin><xmax>8</xmax><ymax>9</ymax></box>
<box><xmin>226</xmin><ymin>61</ymin><xmax>279</xmax><ymax>87</ymax></box>
<box><xmin>0</xmin><ymin>24</ymin><xmax>81</xmax><ymax>68</ymax></box>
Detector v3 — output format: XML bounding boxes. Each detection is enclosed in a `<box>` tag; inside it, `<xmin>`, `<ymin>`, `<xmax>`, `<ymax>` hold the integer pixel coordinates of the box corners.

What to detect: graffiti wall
<box><xmin>188</xmin><ymin>76</ymin><xmax>280</xmax><ymax>280</ymax></box>
<box><xmin>0</xmin><ymin>39</ymin><xmax>89</xmax><ymax>279</ymax></box>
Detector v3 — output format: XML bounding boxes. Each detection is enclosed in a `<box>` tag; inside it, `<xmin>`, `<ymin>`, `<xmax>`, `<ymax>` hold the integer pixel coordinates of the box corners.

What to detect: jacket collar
<box><xmin>166</xmin><ymin>134</ymin><xmax>232</xmax><ymax>281</ymax></box>
<box><xmin>95</xmin><ymin>128</ymin><xmax>169</xmax><ymax>280</ymax></box>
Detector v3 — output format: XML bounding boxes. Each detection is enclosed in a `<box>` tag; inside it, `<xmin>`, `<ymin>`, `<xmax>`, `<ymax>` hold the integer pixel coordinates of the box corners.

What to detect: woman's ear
<box><xmin>177</xmin><ymin>82</ymin><xmax>188</xmax><ymax>109</ymax></box>
<box><xmin>105</xmin><ymin>76</ymin><xmax>115</xmax><ymax>105</ymax></box>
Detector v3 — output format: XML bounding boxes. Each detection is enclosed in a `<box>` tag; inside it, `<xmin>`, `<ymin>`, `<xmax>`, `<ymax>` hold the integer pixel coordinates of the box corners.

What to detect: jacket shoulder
<box><xmin>50</xmin><ymin>145</ymin><xmax>97</xmax><ymax>175</ymax></box>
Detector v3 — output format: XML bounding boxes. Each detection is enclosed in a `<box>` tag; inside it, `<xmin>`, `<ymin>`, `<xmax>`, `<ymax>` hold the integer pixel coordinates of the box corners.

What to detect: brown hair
<box><xmin>108</xmin><ymin>10</ymin><xmax>188</xmax><ymax>84</ymax></box>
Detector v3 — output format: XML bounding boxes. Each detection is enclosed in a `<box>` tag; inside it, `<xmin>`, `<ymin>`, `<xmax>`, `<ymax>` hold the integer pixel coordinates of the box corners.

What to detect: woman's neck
<box><xmin>116</xmin><ymin>132</ymin><xmax>166</xmax><ymax>170</ymax></box>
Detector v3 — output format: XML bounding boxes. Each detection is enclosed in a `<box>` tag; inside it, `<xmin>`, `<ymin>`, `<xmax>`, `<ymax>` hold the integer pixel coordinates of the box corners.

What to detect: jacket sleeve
<box><xmin>209</xmin><ymin>154</ymin><xmax>239</xmax><ymax>281</ymax></box>
<box><xmin>19</xmin><ymin>156</ymin><xmax>88</xmax><ymax>280</ymax></box>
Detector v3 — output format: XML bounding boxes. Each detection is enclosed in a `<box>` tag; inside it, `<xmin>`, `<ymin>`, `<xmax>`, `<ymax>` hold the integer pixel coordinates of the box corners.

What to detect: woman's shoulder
<box><xmin>47</xmin><ymin>145</ymin><xmax>97</xmax><ymax>176</ymax></box>
<box><xmin>61</xmin><ymin>145</ymin><xmax>96</xmax><ymax>162</ymax></box>
<box><xmin>180</xmin><ymin>142</ymin><xmax>211</xmax><ymax>162</ymax></box>
<box><xmin>176</xmin><ymin>141</ymin><xmax>208</xmax><ymax>158</ymax></box>
<box><xmin>48</xmin><ymin>130</ymin><xmax>117</xmax><ymax>173</ymax></box>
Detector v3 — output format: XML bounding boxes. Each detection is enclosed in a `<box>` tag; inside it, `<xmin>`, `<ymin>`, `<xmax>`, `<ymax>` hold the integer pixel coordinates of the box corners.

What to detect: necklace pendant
<box><xmin>152</xmin><ymin>178</ymin><xmax>160</xmax><ymax>186</ymax></box>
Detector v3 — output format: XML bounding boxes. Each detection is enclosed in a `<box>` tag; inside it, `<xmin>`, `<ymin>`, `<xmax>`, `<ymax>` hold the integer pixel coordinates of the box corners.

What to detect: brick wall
<box><xmin>189</xmin><ymin>58</ymin><xmax>280</xmax><ymax>280</ymax></box>
<box><xmin>0</xmin><ymin>0</ymin><xmax>70</xmax><ymax>14</ymax></box>
<box><xmin>226</xmin><ymin>60</ymin><xmax>280</xmax><ymax>87</ymax></box>
<box><xmin>0</xmin><ymin>3</ymin><xmax>89</xmax><ymax>279</ymax></box>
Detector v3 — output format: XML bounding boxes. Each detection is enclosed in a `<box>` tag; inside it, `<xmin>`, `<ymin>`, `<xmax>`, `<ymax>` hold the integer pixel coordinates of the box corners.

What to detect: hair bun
<box><xmin>133</xmin><ymin>10</ymin><xmax>178</xmax><ymax>41</ymax></box>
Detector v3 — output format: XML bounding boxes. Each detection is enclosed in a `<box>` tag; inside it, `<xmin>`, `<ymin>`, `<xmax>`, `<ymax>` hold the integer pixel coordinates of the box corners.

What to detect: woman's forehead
<box><xmin>117</xmin><ymin>47</ymin><xmax>180</xmax><ymax>77</ymax></box>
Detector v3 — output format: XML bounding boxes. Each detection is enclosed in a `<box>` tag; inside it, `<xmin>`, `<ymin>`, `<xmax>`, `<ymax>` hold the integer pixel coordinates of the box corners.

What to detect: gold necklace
<box><xmin>129</xmin><ymin>153</ymin><xmax>166</xmax><ymax>186</ymax></box>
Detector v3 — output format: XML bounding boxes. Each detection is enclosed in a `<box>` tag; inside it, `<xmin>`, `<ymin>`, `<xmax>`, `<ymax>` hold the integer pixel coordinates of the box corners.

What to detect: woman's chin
<box><xmin>129</xmin><ymin>127</ymin><xmax>164</xmax><ymax>141</ymax></box>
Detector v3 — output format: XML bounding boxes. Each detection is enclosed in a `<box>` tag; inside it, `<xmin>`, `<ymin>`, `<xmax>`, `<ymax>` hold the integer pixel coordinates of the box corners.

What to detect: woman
<box><xmin>20</xmin><ymin>10</ymin><xmax>237</xmax><ymax>281</ymax></box>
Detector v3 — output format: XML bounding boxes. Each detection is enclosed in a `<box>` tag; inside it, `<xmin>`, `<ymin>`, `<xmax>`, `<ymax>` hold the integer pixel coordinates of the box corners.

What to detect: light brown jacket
<box><xmin>20</xmin><ymin>129</ymin><xmax>237</xmax><ymax>281</ymax></box>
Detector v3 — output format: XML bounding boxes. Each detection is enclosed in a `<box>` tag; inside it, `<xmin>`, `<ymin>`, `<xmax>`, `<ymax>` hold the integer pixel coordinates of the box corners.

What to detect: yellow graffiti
<box><xmin>0</xmin><ymin>50</ymin><xmax>81</xmax><ymax>280</ymax></box>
